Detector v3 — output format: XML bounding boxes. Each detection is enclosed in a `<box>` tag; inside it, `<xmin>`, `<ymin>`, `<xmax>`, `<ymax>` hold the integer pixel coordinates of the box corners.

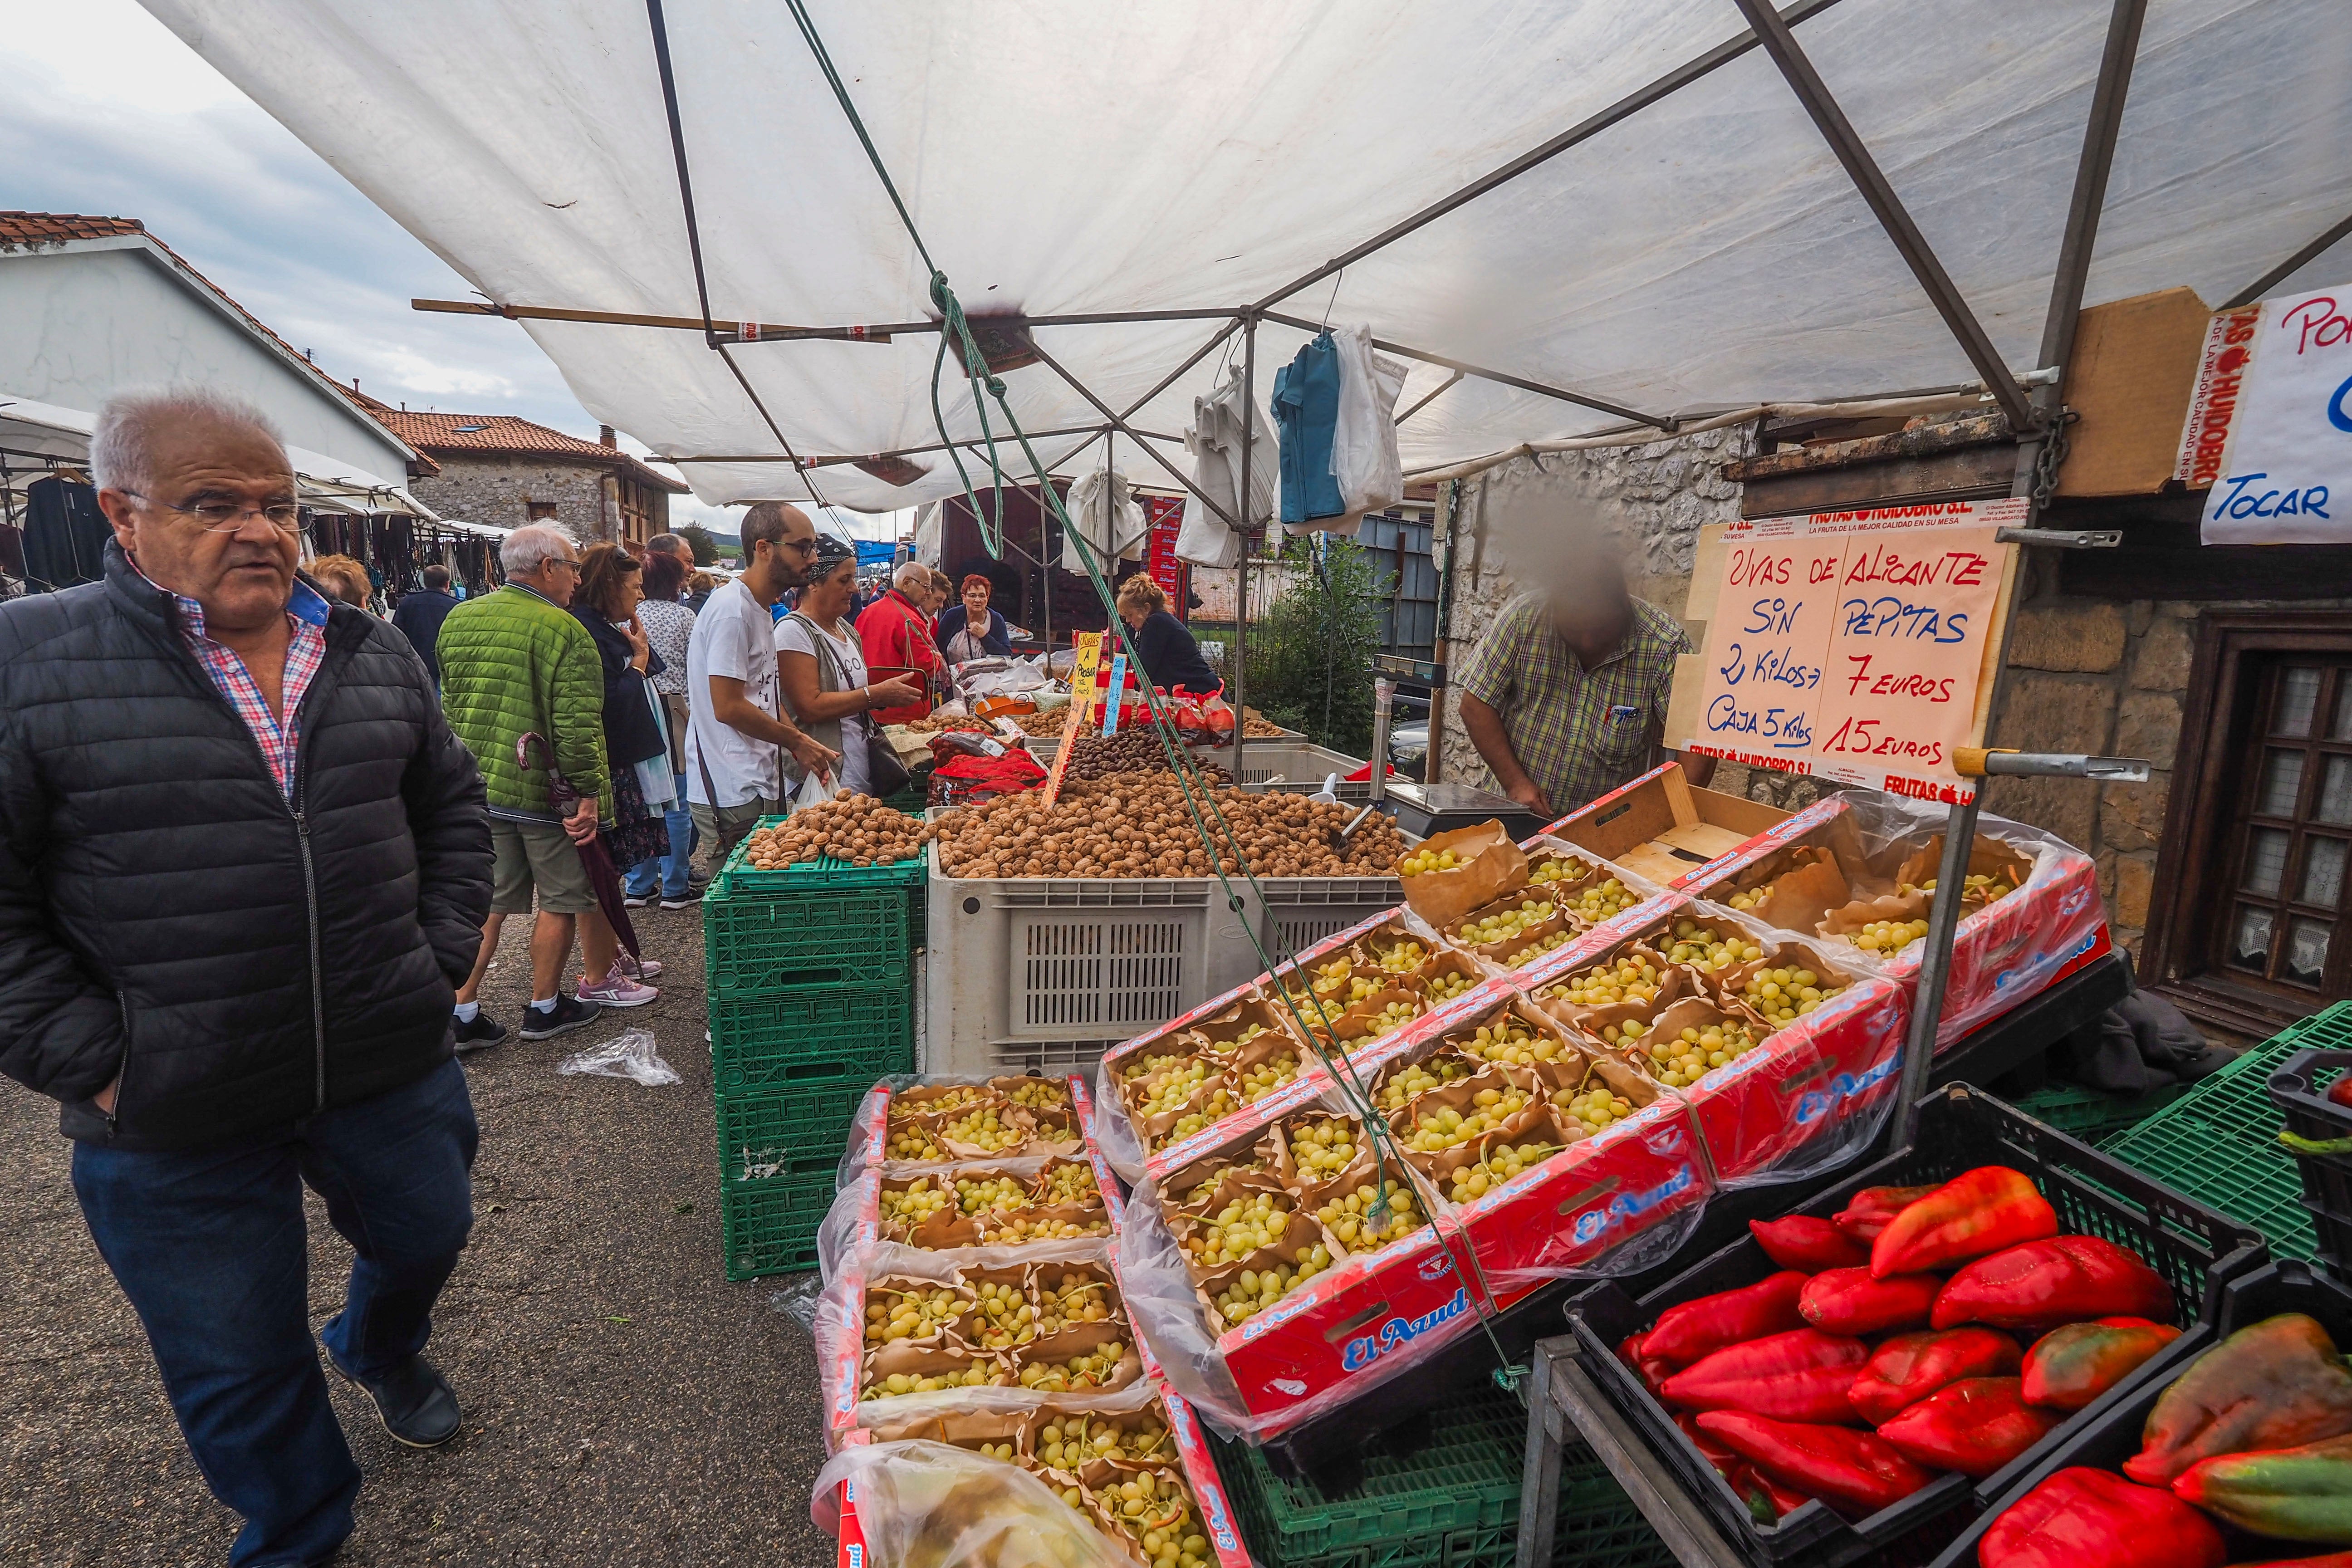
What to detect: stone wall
<box><xmin>408</xmin><ymin>456</ymin><xmax>617</xmax><ymax>539</ymax></box>
<box><xmin>1435</xmin><ymin>423</ymin><xmax>1756</xmax><ymax>790</ymax></box>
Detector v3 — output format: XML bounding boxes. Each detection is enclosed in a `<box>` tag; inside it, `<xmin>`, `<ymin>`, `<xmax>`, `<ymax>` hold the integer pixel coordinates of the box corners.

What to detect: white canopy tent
<box><xmin>136</xmin><ymin>0</ymin><xmax>2352</xmax><ymax>516</ymax></box>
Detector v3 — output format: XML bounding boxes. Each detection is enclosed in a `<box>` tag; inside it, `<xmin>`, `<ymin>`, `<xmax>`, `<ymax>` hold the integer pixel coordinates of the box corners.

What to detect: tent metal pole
<box><xmin>2012</xmin><ymin>0</ymin><xmax>2147</xmax><ymax>504</ymax></box>
<box><xmin>2225</xmin><ymin>210</ymin><xmax>2352</xmax><ymax>310</ymax></box>
<box><xmin>1730</xmin><ymin>0</ymin><xmax>2037</xmax><ymax>434</ymax></box>
<box><xmin>1248</xmin><ymin>0</ymin><xmax>1853</xmax><ymax>314</ymax></box>
<box><xmin>1395</xmin><ymin>371</ymin><xmax>1466</xmax><ymax>427</ymax></box>
<box><xmin>666</xmin><ymin>425</ymin><xmax>1114</xmax><ymax>466</ymax></box>
<box><xmin>1259</xmin><ymin>312</ymin><xmax>1670</xmax><ymax>429</ymax></box>
<box><xmin>410</xmin><ymin>300</ymin><xmax>1244</xmax><ymax>341</ymax></box>
<box><xmin>1233</xmin><ymin>314</ymin><xmax>1258</xmax><ymax>782</ymax></box>
<box><xmin>1028</xmin><ymin>343</ymin><xmax>1242</xmax><ymax>529</ymax></box>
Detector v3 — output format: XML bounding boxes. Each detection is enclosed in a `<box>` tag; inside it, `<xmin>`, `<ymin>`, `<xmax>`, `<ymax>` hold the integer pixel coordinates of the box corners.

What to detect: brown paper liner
<box><xmin>1030</xmin><ymin>1406</ymin><xmax>1180</xmax><ymax>1472</ymax></box>
<box><xmin>1432</xmin><ymin>1103</ymin><xmax>1590</xmax><ymax>1201</ymax></box>
<box><xmin>1400</xmin><ymin>820</ymin><xmax>1530</xmax><ymax>926</ymax></box>
<box><xmin>1442</xmin><ymin>995</ymin><xmax>1585</xmax><ymax>1084</ymax></box>
<box><xmin>1368</xmin><ymin>1042</ymin><xmax>1482</xmax><ymax>1120</ymax></box>
<box><xmin>956</xmin><ymin>1261</ymin><xmax>1044</xmax><ymax>1353</ymax></box>
<box><xmin>860</xmin><ymin>1338</ymin><xmax>1014</xmax><ymax>1402</ymax></box>
<box><xmin>1268</xmin><ymin>1111</ymin><xmax>1376</xmax><ymax>1205</ymax></box>
<box><xmin>1158</xmin><ymin>1123</ymin><xmax>1281</xmax><ymax>1203</ymax></box>
<box><xmin>891</xmin><ymin>1082</ymin><xmax>1001</xmax><ymax>1122</ymax></box>
<box><xmin>1193</xmin><ymin>1213</ymin><xmax>1343</xmax><ymax>1334</ymax></box>
<box><xmin>1024</xmin><ymin>1260</ymin><xmax>1126</xmax><ymax>1340</ymax></box>
<box><xmin>1386</xmin><ymin>1065</ymin><xmax>1554</xmax><ymax>1178</ymax></box>
<box><xmin>1734</xmin><ymin>846</ymin><xmax>1851</xmax><ymax>933</ymax></box>
<box><xmin>1305</xmin><ymin>1155</ymin><xmax>1431</xmax><ymax>1255</ymax></box>
<box><xmin>862</xmin><ymin>1406</ymin><xmax>1029</xmax><ymax>1451</ymax></box>
<box><xmin>975</xmin><ymin>1200</ymin><xmax>1112</xmax><ymax>1246</ymax></box>
<box><xmin>857</xmin><ymin>1274</ymin><xmax>983</xmax><ymax>1355</ymax></box>
<box><xmin>1072</xmin><ymin>1459</ymin><xmax>1203</xmax><ymax>1559</ymax></box>
<box><xmin>1230</xmin><ymin>1027</ymin><xmax>1308</xmax><ymax>1107</ymax></box>
<box><xmin>1443</xmin><ymin>890</ymin><xmax>1576</xmax><ymax>965</ymax></box>
<box><xmin>1616</xmin><ymin>994</ymin><xmax>1777</xmax><ymax>1084</ymax></box>
<box><xmin>1820</xmin><ymin>888</ymin><xmax>1933</xmax><ymax>940</ymax></box>
<box><xmin>1008</xmin><ymin>1317</ymin><xmax>1144</xmax><ymax>1397</ymax></box>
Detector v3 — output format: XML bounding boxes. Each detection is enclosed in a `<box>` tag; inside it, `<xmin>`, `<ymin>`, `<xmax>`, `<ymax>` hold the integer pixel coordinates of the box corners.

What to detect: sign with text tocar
<box><xmin>1668</xmin><ymin>499</ymin><xmax>2024</xmax><ymax>804</ymax></box>
<box><xmin>2176</xmin><ymin>284</ymin><xmax>2352</xmax><ymax>545</ymax></box>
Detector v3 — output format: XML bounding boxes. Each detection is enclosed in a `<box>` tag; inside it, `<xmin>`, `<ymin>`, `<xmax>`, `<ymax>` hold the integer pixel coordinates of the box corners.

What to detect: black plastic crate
<box><xmin>1929</xmin><ymin>1258</ymin><xmax>2352</xmax><ymax>1568</ymax></box>
<box><xmin>1567</xmin><ymin>1084</ymin><xmax>2269</xmax><ymax>1568</ymax></box>
<box><xmin>2268</xmin><ymin>1002</ymin><xmax>2352</xmax><ymax>1277</ymax></box>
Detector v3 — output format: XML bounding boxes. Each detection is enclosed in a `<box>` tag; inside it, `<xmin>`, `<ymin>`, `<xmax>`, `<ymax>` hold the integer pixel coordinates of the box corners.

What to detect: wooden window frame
<box><xmin>2144</xmin><ymin>612</ymin><xmax>2352</xmax><ymax>1037</ymax></box>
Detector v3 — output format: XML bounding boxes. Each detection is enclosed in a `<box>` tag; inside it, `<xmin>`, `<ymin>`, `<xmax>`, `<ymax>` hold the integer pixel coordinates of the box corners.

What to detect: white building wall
<box><xmin>0</xmin><ymin>241</ymin><xmax>413</xmax><ymax>489</ymax></box>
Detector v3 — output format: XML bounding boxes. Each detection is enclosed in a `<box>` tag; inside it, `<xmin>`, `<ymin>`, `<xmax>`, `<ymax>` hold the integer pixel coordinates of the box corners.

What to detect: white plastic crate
<box><xmin>921</xmin><ymin>841</ymin><xmax>1404</xmax><ymax>1077</ymax></box>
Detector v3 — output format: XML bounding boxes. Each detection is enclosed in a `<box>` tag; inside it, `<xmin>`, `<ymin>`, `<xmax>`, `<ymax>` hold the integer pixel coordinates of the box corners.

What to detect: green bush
<box><xmin>1242</xmin><ymin>537</ymin><xmax>1391</xmax><ymax>757</ymax></box>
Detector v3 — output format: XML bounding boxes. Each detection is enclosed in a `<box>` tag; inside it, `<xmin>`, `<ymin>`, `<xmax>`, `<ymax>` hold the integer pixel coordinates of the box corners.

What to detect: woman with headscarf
<box><xmin>934</xmin><ymin>573</ymin><xmax>1014</xmax><ymax>662</ymax></box>
<box><xmin>775</xmin><ymin>534</ymin><xmax>926</xmax><ymax>797</ymax></box>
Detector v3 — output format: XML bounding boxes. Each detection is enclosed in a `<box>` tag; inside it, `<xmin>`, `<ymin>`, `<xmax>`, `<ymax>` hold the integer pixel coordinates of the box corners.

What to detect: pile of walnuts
<box><xmin>933</xmin><ymin>773</ymin><xmax>1405</xmax><ymax>880</ymax></box>
<box><xmin>740</xmin><ymin>793</ymin><xmax>931</xmax><ymax>869</ymax></box>
<box><xmin>1060</xmin><ymin>730</ymin><xmax>1232</xmax><ymax>782</ymax></box>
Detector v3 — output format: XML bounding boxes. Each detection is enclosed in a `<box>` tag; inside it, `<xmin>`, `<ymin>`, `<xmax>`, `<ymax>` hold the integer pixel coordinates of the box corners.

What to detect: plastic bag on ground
<box><xmin>814</xmin><ymin>1440</ymin><xmax>1138</xmax><ymax>1568</ymax></box>
<box><xmin>554</xmin><ymin>1029</ymin><xmax>678</xmax><ymax>1087</ymax></box>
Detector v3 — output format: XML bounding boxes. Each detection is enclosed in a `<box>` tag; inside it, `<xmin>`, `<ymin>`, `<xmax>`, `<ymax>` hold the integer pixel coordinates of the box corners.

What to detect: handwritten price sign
<box><xmin>1673</xmin><ymin>499</ymin><xmax>2024</xmax><ymax>803</ymax></box>
<box><xmin>2176</xmin><ymin>284</ymin><xmax>2352</xmax><ymax>545</ymax></box>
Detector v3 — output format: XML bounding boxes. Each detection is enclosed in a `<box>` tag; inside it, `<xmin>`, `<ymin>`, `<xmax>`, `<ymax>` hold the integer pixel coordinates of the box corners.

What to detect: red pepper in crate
<box><xmin>1621</xmin><ymin>1335</ymin><xmax>1674</xmax><ymax>1394</ymax></box>
<box><xmin>1660</xmin><ymin>1328</ymin><xmax>1867</xmax><ymax>1424</ymax></box>
<box><xmin>1640</xmin><ymin>1270</ymin><xmax>1809</xmax><ymax>1368</ymax></box>
<box><xmin>1676</xmin><ymin>1412</ymin><xmax>1743</xmax><ymax>1473</ymax></box>
<box><xmin>2173</xmin><ymin>1431</ymin><xmax>2352</xmax><ymax>1543</ymax></box>
<box><xmin>2021</xmin><ymin>1318</ymin><xmax>2182</xmax><ymax>1411</ymax></box>
<box><xmin>1981</xmin><ymin>1467</ymin><xmax>2226</xmax><ymax>1568</ymax></box>
<box><xmin>1932</xmin><ymin>1235</ymin><xmax>2173</xmax><ymax>1331</ymax></box>
<box><xmin>2128</xmin><ymin>1314</ymin><xmax>2352</xmax><ymax>1487</ymax></box>
<box><xmin>1695</xmin><ymin>1411</ymin><xmax>1935</xmax><ymax>1517</ymax></box>
<box><xmin>1874</xmin><ymin>1377</ymin><xmax>2062</xmax><ymax>1479</ymax></box>
<box><xmin>1752</xmin><ymin>1216</ymin><xmax>1869</xmax><ymax>1271</ymax></box>
<box><xmin>1871</xmin><ymin>1166</ymin><xmax>2059</xmax><ymax>1279</ymax></box>
<box><xmin>2238</xmin><ymin>1557</ymin><xmax>2352</xmax><ymax>1567</ymax></box>
<box><xmin>1799</xmin><ymin>1267</ymin><xmax>1941</xmax><ymax>1337</ymax></box>
<box><xmin>1833</xmin><ymin>1184</ymin><xmax>1938</xmax><ymax>1243</ymax></box>
<box><xmin>1848</xmin><ymin>1327</ymin><xmax>2024</xmax><ymax>1425</ymax></box>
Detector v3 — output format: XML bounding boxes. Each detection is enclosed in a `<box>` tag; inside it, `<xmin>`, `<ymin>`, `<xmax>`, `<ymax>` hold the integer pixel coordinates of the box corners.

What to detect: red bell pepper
<box><xmin>1799</xmin><ymin>1267</ymin><xmax>1941</xmax><ymax>1337</ymax></box>
<box><xmin>1931</xmin><ymin>1235</ymin><xmax>2173</xmax><ymax>1331</ymax></box>
<box><xmin>1981</xmin><ymin>1466</ymin><xmax>2226</xmax><ymax>1568</ymax></box>
<box><xmin>1660</xmin><ymin>1328</ymin><xmax>1868</xmax><ymax>1425</ymax></box>
<box><xmin>1750</xmin><ymin>1468</ymin><xmax>1814</xmax><ymax>1519</ymax></box>
<box><xmin>1874</xmin><ymin>1377</ymin><xmax>2062</xmax><ymax>1479</ymax></box>
<box><xmin>2128</xmin><ymin>1313</ymin><xmax>2352</xmax><ymax>1486</ymax></box>
<box><xmin>1695</xmin><ymin>1411</ymin><xmax>1935</xmax><ymax>1517</ymax></box>
<box><xmin>1725</xmin><ymin>1458</ymin><xmax>1815</xmax><ymax>1522</ymax></box>
<box><xmin>1640</xmin><ymin>1270</ymin><xmax>1808</xmax><ymax>1368</ymax></box>
<box><xmin>1751</xmin><ymin>1215</ymin><xmax>1869</xmax><ymax>1271</ymax></box>
<box><xmin>2020</xmin><ymin>1318</ymin><xmax>2182</xmax><ymax>1411</ymax></box>
<box><xmin>1833</xmin><ymin>1184</ymin><xmax>1939</xmax><ymax>1242</ymax></box>
<box><xmin>2238</xmin><ymin>1557</ymin><xmax>2352</xmax><ymax>1567</ymax></box>
<box><xmin>1871</xmin><ymin>1166</ymin><xmax>2059</xmax><ymax>1279</ymax></box>
<box><xmin>1621</xmin><ymin>1334</ymin><xmax>1674</xmax><ymax>1394</ymax></box>
<box><xmin>2173</xmin><ymin>1431</ymin><xmax>2352</xmax><ymax>1543</ymax></box>
<box><xmin>1848</xmin><ymin>1327</ymin><xmax>2023</xmax><ymax>1425</ymax></box>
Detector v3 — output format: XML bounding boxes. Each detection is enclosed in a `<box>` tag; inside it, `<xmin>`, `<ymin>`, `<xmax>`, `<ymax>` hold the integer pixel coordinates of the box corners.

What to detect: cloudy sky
<box><xmin>0</xmin><ymin>0</ymin><xmax>902</xmax><ymax>539</ymax></box>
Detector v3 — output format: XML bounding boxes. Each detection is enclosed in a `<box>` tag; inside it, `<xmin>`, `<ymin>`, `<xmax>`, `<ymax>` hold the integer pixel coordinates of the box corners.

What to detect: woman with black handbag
<box><xmin>775</xmin><ymin>534</ymin><xmax>926</xmax><ymax>801</ymax></box>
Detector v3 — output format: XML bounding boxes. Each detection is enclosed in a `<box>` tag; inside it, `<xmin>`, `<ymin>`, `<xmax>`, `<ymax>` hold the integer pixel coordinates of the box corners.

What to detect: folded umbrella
<box><xmin>517</xmin><ymin>732</ymin><xmax>640</xmax><ymax>963</ymax></box>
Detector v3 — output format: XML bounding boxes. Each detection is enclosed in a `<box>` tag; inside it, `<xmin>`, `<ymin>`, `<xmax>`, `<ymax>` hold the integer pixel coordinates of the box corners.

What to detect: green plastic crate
<box><xmin>1209</xmin><ymin>1382</ymin><xmax>1671</xmax><ymax>1568</ymax></box>
<box><xmin>718</xmin><ymin>1168</ymin><xmax>833</xmax><ymax>1281</ymax></box>
<box><xmin>704</xmin><ymin>885</ymin><xmax>910</xmax><ymax>997</ymax></box>
<box><xmin>710</xmin><ymin>986</ymin><xmax>913</xmax><ymax>1096</ymax></box>
<box><xmin>2100</xmin><ymin>1017</ymin><xmax>2323</xmax><ymax>1261</ymax></box>
<box><xmin>2010</xmin><ymin>1080</ymin><xmax>2195</xmax><ymax>1145</ymax></box>
<box><xmin>717</xmin><ymin>1078</ymin><xmax>877</xmax><ymax>1185</ymax></box>
<box><xmin>708</xmin><ymin>818</ymin><xmax>928</xmax><ymax>950</ymax></box>
<box><xmin>881</xmin><ymin>781</ymin><xmax>929</xmax><ymax>817</ymax></box>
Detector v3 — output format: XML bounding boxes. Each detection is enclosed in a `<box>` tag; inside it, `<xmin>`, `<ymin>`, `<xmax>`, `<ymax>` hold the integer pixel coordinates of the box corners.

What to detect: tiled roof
<box><xmin>0</xmin><ymin>211</ymin><xmax>432</xmax><ymax>474</ymax></box>
<box><xmin>361</xmin><ymin>399</ymin><xmax>689</xmax><ymax>493</ymax></box>
<box><xmin>0</xmin><ymin>212</ymin><xmax>146</xmax><ymax>245</ymax></box>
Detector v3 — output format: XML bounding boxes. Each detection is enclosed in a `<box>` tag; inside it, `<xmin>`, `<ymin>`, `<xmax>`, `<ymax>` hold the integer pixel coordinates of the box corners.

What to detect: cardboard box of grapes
<box><xmin>1666</xmin><ymin>789</ymin><xmax>2110</xmax><ymax>1047</ymax></box>
<box><xmin>824</xmin><ymin>1072</ymin><xmax>1253</xmax><ymax>1568</ymax></box>
<box><xmin>1120</xmin><ymin>897</ymin><xmax>1909</xmax><ymax>1433</ymax></box>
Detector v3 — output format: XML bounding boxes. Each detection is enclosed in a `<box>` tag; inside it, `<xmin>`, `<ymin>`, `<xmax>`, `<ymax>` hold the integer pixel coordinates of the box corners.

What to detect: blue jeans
<box><xmin>624</xmin><ymin>771</ymin><xmax>695</xmax><ymax>899</ymax></box>
<box><xmin>72</xmin><ymin>1059</ymin><xmax>479</xmax><ymax>1567</ymax></box>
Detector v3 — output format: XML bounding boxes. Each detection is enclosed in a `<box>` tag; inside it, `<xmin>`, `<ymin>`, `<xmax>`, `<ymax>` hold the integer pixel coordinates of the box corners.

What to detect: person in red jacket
<box><xmin>857</xmin><ymin>560</ymin><xmax>946</xmax><ymax>725</ymax></box>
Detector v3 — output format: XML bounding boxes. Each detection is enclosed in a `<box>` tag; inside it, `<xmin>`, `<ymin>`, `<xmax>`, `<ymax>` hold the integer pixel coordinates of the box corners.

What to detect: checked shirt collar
<box><xmin>139</xmin><ymin>559</ymin><xmax>333</xmax><ymax>799</ymax></box>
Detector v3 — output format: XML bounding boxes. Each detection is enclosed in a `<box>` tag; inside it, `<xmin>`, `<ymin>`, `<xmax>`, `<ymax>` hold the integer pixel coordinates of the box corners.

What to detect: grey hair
<box><xmin>500</xmin><ymin>524</ymin><xmax>576</xmax><ymax>575</ymax></box>
<box><xmin>893</xmin><ymin>559</ymin><xmax>930</xmax><ymax>589</ymax></box>
<box><xmin>90</xmin><ymin>387</ymin><xmax>285</xmax><ymax>495</ymax></box>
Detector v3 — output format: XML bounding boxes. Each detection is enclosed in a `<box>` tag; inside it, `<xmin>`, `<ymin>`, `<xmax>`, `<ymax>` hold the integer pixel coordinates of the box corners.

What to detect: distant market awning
<box><xmin>0</xmin><ymin>394</ymin><xmax>439</xmax><ymax>519</ymax></box>
<box><xmin>136</xmin><ymin>0</ymin><xmax>2352</xmax><ymax>512</ymax></box>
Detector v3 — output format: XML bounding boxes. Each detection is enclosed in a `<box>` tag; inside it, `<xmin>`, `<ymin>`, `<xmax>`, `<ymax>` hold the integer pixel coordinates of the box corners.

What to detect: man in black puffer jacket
<box><xmin>0</xmin><ymin>389</ymin><xmax>492</xmax><ymax>1568</ymax></box>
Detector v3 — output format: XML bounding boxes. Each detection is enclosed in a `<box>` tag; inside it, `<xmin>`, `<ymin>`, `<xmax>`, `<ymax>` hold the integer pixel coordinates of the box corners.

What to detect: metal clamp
<box><xmin>1994</xmin><ymin>526</ymin><xmax>2122</xmax><ymax>549</ymax></box>
<box><xmin>1955</xmin><ymin>747</ymin><xmax>2151</xmax><ymax>782</ymax></box>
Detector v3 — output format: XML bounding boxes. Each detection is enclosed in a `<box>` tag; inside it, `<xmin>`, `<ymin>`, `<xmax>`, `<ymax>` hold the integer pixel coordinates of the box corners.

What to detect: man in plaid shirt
<box><xmin>1456</xmin><ymin>552</ymin><xmax>1714</xmax><ymax>818</ymax></box>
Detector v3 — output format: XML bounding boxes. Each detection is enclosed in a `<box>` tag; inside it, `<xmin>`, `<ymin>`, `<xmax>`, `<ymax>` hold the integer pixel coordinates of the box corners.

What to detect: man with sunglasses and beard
<box><xmin>682</xmin><ymin>500</ymin><xmax>842</xmax><ymax>859</ymax></box>
<box><xmin>0</xmin><ymin>388</ymin><xmax>492</xmax><ymax>1565</ymax></box>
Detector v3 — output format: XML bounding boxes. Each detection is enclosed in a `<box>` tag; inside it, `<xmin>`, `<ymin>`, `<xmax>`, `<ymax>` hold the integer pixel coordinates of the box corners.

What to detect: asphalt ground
<box><xmin>0</xmin><ymin>898</ymin><xmax>837</xmax><ymax>1567</ymax></box>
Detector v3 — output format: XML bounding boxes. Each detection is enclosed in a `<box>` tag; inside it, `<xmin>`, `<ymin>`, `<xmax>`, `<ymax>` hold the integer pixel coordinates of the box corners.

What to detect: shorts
<box><xmin>490</xmin><ymin>818</ymin><xmax>597</xmax><ymax>916</ymax></box>
<box><xmin>691</xmin><ymin>797</ymin><xmax>777</xmax><ymax>860</ymax></box>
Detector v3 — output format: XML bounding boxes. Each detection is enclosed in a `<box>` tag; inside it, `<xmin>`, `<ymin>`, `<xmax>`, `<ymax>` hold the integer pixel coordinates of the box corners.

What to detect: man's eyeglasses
<box><xmin>547</xmin><ymin>557</ymin><xmax>583</xmax><ymax>573</ymax></box>
<box><xmin>122</xmin><ymin>490</ymin><xmax>302</xmax><ymax>534</ymax></box>
<box><xmin>778</xmin><ymin>537</ymin><xmax>820</xmax><ymax>556</ymax></box>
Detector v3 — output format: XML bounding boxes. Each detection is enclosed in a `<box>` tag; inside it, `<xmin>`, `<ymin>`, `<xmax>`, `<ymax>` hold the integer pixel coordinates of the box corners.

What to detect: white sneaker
<box><xmin>576</xmin><ymin>966</ymin><xmax>659</xmax><ymax>1008</ymax></box>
